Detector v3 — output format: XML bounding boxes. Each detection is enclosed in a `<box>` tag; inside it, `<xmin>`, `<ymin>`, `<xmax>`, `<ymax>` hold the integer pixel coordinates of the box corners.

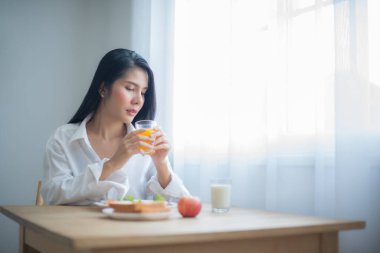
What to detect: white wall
<box><xmin>0</xmin><ymin>0</ymin><xmax>135</xmax><ymax>252</ymax></box>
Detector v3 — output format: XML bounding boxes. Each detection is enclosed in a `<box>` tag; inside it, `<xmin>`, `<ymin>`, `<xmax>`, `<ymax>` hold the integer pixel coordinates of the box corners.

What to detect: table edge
<box><xmin>0</xmin><ymin>205</ymin><xmax>366</xmax><ymax>250</ymax></box>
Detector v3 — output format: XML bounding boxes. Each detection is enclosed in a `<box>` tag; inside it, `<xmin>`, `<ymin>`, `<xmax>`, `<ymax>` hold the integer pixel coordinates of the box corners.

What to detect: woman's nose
<box><xmin>133</xmin><ymin>93</ymin><xmax>143</xmax><ymax>105</ymax></box>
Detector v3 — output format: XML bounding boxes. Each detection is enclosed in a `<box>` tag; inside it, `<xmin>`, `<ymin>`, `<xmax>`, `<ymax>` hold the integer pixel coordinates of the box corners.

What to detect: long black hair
<box><xmin>68</xmin><ymin>48</ymin><xmax>156</xmax><ymax>125</ymax></box>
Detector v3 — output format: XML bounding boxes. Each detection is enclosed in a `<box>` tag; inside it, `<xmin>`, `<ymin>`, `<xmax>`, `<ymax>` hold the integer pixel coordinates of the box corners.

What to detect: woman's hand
<box><xmin>100</xmin><ymin>129</ymin><xmax>154</xmax><ymax>180</ymax></box>
<box><xmin>150</xmin><ymin>127</ymin><xmax>172</xmax><ymax>188</ymax></box>
<box><xmin>150</xmin><ymin>127</ymin><xmax>170</xmax><ymax>164</ymax></box>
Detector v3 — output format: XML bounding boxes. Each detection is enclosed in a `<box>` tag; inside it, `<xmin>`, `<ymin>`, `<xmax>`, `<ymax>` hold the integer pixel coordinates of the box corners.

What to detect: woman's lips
<box><xmin>126</xmin><ymin>109</ymin><xmax>137</xmax><ymax>116</ymax></box>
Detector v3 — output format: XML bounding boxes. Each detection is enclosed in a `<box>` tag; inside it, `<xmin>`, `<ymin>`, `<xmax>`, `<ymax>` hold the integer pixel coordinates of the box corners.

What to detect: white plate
<box><xmin>93</xmin><ymin>200</ymin><xmax>109</xmax><ymax>207</ymax></box>
<box><xmin>95</xmin><ymin>200</ymin><xmax>177</xmax><ymax>209</ymax></box>
<box><xmin>102</xmin><ymin>208</ymin><xmax>172</xmax><ymax>221</ymax></box>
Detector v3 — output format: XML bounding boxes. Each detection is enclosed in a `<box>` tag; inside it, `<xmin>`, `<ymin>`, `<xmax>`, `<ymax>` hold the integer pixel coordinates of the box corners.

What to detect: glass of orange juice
<box><xmin>135</xmin><ymin>120</ymin><xmax>157</xmax><ymax>154</ymax></box>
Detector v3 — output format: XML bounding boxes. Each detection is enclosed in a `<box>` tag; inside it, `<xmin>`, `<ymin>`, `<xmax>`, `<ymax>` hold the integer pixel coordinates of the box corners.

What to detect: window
<box><xmin>173</xmin><ymin>0</ymin><xmax>335</xmax><ymax>162</ymax></box>
<box><xmin>369</xmin><ymin>0</ymin><xmax>380</xmax><ymax>86</ymax></box>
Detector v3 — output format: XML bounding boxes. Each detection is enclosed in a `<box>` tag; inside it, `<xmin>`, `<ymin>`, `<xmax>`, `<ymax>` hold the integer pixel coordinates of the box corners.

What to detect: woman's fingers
<box><xmin>151</xmin><ymin>128</ymin><xmax>163</xmax><ymax>138</ymax></box>
<box><xmin>149</xmin><ymin>128</ymin><xmax>170</xmax><ymax>151</ymax></box>
<box><xmin>153</xmin><ymin>136</ymin><xmax>167</xmax><ymax>146</ymax></box>
<box><xmin>151</xmin><ymin>129</ymin><xmax>168</xmax><ymax>142</ymax></box>
<box><xmin>153</xmin><ymin>143</ymin><xmax>170</xmax><ymax>151</ymax></box>
<box><xmin>120</xmin><ymin>127</ymin><xmax>171</xmax><ymax>155</ymax></box>
<box><xmin>138</xmin><ymin>140</ymin><xmax>154</xmax><ymax>148</ymax></box>
<box><xmin>138</xmin><ymin>141</ymin><xmax>156</xmax><ymax>155</ymax></box>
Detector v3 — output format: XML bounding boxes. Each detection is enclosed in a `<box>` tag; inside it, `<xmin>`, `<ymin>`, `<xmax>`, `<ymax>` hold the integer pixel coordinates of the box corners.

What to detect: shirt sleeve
<box><xmin>146</xmin><ymin>158</ymin><xmax>190</xmax><ymax>202</ymax></box>
<box><xmin>42</xmin><ymin>138</ymin><xmax>129</xmax><ymax>205</ymax></box>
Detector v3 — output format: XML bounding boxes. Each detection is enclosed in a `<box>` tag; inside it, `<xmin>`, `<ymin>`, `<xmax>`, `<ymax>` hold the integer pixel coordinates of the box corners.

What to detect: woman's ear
<box><xmin>99</xmin><ymin>83</ymin><xmax>107</xmax><ymax>98</ymax></box>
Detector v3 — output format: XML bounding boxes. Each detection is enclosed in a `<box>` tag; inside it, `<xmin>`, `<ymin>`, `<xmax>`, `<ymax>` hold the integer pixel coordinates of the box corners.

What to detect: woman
<box><xmin>42</xmin><ymin>49</ymin><xmax>189</xmax><ymax>205</ymax></box>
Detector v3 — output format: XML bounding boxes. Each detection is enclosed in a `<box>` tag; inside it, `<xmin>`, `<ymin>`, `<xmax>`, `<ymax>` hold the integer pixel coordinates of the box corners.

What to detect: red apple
<box><xmin>177</xmin><ymin>196</ymin><xmax>202</xmax><ymax>217</ymax></box>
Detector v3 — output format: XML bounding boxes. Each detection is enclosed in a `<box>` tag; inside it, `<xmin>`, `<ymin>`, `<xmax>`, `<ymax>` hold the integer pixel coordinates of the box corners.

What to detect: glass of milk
<box><xmin>211</xmin><ymin>178</ymin><xmax>231</xmax><ymax>213</ymax></box>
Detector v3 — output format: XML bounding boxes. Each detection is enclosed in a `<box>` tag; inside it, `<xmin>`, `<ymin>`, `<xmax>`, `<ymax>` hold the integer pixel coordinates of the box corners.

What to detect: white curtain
<box><xmin>129</xmin><ymin>0</ymin><xmax>175</xmax><ymax>137</ymax></box>
<box><xmin>170</xmin><ymin>0</ymin><xmax>380</xmax><ymax>252</ymax></box>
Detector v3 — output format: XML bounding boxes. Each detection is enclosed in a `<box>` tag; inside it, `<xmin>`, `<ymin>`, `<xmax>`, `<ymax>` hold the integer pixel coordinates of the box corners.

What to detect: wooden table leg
<box><xmin>19</xmin><ymin>225</ymin><xmax>40</xmax><ymax>253</ymax></box>
<box><xmin>19</xmin><ymin>225</ymin><xmax>24</xmax><ymax>253</ymax></box>
<box><xmin>320</xmin><ymin>232</ymin><xmax>338</xmax><ymax>253</ymax></box>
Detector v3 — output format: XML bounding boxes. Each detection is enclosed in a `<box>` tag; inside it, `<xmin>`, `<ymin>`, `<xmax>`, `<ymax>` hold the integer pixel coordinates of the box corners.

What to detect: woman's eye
<box><xmin>126</xmin><ymin>87</ymin><xmax>134</xmax><ymax>91</ymax></box>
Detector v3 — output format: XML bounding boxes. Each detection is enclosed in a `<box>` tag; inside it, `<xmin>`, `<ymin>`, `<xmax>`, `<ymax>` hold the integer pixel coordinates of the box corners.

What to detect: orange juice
<box><xmin>138</xmin><ymin>128</ymin><xmax>156</xmax><ymax>152</ymax></box>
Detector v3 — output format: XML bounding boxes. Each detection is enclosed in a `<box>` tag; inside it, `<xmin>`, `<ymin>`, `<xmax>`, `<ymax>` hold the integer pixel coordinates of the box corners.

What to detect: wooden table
<box><xmin>0</xmin><ymin>205</ymin><xmax>365</xmax><ymax>253</ymax></box>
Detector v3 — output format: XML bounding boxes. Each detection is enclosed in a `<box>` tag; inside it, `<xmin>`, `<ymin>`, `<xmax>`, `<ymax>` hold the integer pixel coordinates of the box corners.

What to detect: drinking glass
<box><xmin>210</xmin><ymin>178</ymin><xmax>231</xmax><ymax>213</ymax></box>
<box><xmin>135</xmin><ymin>120</ymin><xmax>157</xmax><ymax>154</ymax></box>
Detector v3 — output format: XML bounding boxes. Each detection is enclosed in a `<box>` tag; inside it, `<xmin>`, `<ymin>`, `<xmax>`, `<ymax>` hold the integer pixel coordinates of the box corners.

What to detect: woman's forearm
<box><xmin>100</xmin><ymin>159</ymin><xmax>124</xmax><ymax>180</ymax></box>
<box><xmin>154</xmin><ymin>159</ymin><xmax>172</xmax><ymax>188</ymax></box>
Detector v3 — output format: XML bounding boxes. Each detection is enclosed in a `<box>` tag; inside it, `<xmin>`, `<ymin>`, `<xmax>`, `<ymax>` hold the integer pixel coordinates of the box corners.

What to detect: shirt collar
<box><xmin>69</xmin><ymin>114</ymin><xmax>134</xmax><ymax>143</ymax></box>
<box><xmin>69</xmin><ymin>114</ymin><xmax>92</xmax><ymax>143</ymax></box>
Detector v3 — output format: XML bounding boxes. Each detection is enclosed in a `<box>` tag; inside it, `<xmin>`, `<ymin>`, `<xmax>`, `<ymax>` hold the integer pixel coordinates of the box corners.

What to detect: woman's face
<box><xmin>102</xmin><ymin>67</ymin><xmax>148</xmax><ymax>124</ymax></box>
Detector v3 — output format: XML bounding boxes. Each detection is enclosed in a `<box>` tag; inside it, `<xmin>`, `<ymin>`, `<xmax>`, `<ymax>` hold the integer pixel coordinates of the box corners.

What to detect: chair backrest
<box><xmin>35</xmin><ymin>180</ymin><xmax>44</xmax><ymax>206</ymax></box>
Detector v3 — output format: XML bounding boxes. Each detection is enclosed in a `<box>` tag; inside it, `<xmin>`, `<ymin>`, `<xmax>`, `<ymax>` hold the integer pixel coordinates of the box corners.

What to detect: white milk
<box><xmin>211</xmin><ymin>184</ymin><xmax>231</xmax><ymax>210</ymax></box>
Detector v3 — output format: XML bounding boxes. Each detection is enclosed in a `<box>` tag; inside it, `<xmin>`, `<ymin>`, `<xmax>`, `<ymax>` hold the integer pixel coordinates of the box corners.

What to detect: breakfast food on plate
<box><xmin>108</xmin><ymin>200</ymin><xmax>169</xmax><ymax>213</ymax></box>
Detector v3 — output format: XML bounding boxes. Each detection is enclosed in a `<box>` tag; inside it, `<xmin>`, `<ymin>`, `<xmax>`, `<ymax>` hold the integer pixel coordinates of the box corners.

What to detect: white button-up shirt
<box><xmin>42</xmin><ymin>116</ymin><xmax>190</xmax><ymax>205</ymax></box>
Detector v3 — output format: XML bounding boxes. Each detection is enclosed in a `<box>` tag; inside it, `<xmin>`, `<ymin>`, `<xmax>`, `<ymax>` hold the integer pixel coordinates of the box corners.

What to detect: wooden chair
<box><xmin>35</xmin><ymin>180</ymin><xmax>44</xmax><ymax>206</ymax></box>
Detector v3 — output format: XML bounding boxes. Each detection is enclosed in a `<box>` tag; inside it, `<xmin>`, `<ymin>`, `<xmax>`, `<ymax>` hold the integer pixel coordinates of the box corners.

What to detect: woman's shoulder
<box><xmin>46</xmin><ymin>123</ymin><xmax>81</xmax><ymax>146</ymax></box>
